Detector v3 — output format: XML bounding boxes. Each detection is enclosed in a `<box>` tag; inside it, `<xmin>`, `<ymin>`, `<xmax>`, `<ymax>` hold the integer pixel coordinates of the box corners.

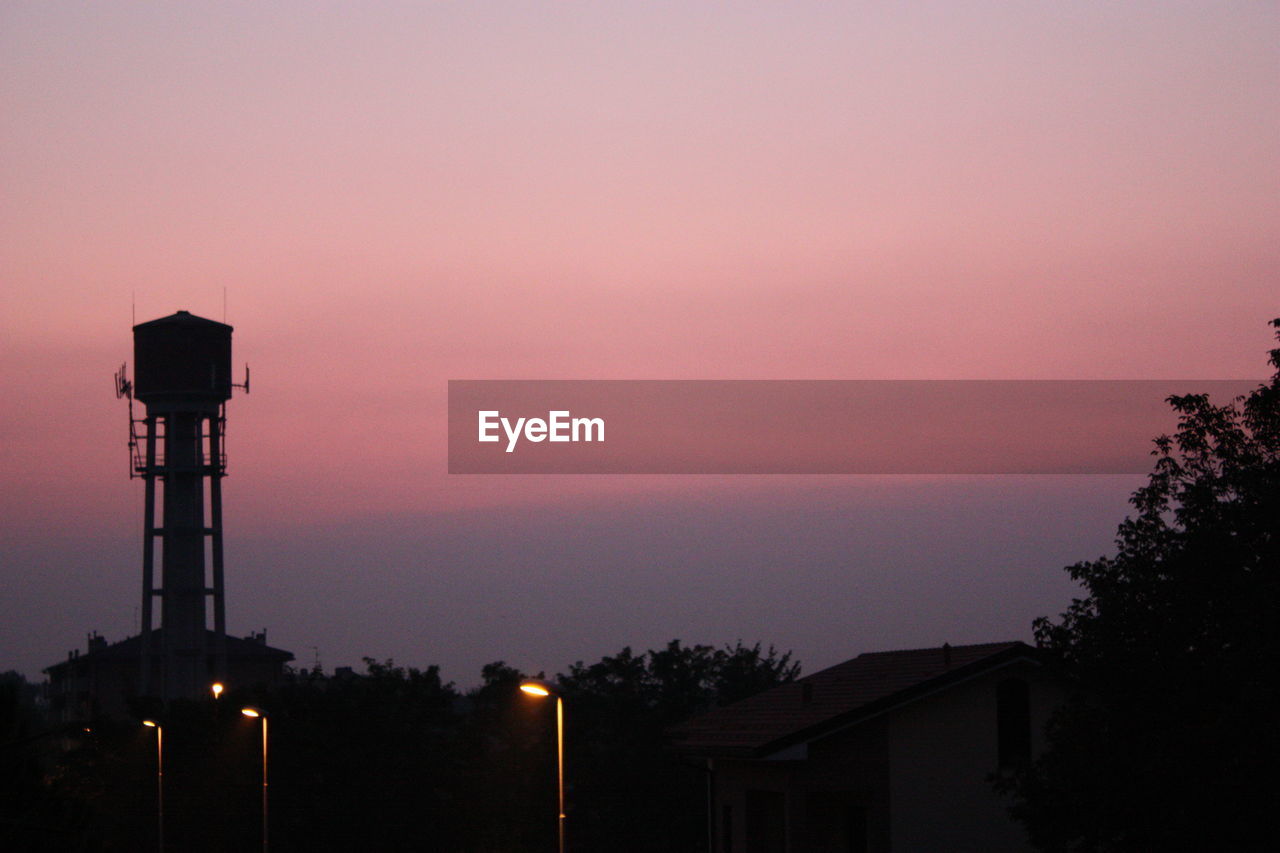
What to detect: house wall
<box><xmin>46</xmin><ymin>650</ymin><xmax>291</xmax><ymax>723</ymax></box>
<box><xmin>705</xmin><ymin>659</ymin><xmax>1061</xmax><ymax>853</ymax></box>
<box><xmin>711</xmin><ymin>758</ymin><xmax>791</xmax><ymax>853</ymax></box>
<box><xmin>886</xmin><ymin>661</ymin><xmax>1060</xmax><ymax>853</ymax></box>
<box><xmin>712</xmin><ymin>718</ymin><xmax>890</xmax><ymax>853</ymax></box>
<box><xmin>46</xmin><ymin>656</ymin><xmax>148</xmax><ymax>722</ymax></box>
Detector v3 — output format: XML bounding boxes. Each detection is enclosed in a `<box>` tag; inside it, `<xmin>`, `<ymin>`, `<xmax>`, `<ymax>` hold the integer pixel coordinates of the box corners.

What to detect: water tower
<box><xmin>117</xmin><ymin>310</ymin><xmax>247</xmax><ymax>701</ymax></box>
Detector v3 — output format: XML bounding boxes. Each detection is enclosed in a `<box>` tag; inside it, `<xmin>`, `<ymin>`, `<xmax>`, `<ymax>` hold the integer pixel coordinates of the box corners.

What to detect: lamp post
<box><xmin>142</xmin><ymin>720</ymin><xmax>163</xmax><ymax>852</ymax></box>
<box><xmin>519</xmin><ymin>680</ymin><xmax>565</xmax><ymax>853</ymax></box>
<box><xmin>241</xmin><ymin>707</ymin><xmax>268</xmax><ymax>853</ymax></box>
<box><xmin>211</xmin><ymin>682</ymin><xmax>224</xmax><ymax>700</ymax></box>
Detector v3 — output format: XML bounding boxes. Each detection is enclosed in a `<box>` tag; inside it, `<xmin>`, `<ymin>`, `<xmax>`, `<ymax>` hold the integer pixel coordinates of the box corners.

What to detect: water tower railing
<box><xmin>128</xmin><ymin>415</ymin><xmax>228</xmax><ymax>478</ymax></box>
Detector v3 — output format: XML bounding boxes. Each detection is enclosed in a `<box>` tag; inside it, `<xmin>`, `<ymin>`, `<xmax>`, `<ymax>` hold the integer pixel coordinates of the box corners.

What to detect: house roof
<box><xmin>45</xmin><ymin>629</ymin><xmax>293</xmax><ymax>675</ymax></box>
<box><xmin>669</xmin><ymin>641</ymin><xmax>1036</xmax><ymax>758</ymax></box>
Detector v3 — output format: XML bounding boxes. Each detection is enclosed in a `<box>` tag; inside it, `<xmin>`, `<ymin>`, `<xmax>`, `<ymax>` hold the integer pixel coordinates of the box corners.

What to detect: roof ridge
<box><xmin>853</xmin><ymin>640</ymin><xmax>1024</xmax><ymax>658</ymax></box>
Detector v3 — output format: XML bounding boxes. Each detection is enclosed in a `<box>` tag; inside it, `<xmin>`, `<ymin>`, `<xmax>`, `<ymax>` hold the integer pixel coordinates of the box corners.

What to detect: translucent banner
<box><xmin>447</xmin><ymin>380</ymin><xmax>1261</xmax><ymax>474</ymax></box>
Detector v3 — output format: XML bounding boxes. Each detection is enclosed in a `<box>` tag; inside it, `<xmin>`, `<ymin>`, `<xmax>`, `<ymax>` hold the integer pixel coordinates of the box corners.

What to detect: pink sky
<box><xmin>3</xmin><ymin>2</ymin><xmax>1277</xmax><ymax>684</ymax></box>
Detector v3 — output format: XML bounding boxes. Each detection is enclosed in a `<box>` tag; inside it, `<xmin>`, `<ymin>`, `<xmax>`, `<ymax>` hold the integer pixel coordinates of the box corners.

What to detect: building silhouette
<box><xmin>671</xmin><ymin>641</ymin><xmax>1060</xmax><ymax>853</ymax></box>
<box><xmin>45</xmin><ymin>311</ymin><xmax>292</xmax><ymax>721</ymax></box>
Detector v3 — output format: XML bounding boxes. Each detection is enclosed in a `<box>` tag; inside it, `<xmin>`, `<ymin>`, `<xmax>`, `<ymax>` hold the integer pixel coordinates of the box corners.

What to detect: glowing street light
<box><xmin>241</xmin><ymin>707</ymin><xmax>269</xmax><ymax>853</ymax></box>
<box><xmin>211</xmin><ymin>682</ymin><xmax>224</xmax><ymax>699</ymax></box>
<box><xmin>142</xmin><ymin>720</ymin><xmax>163</xmax><ymax>852</ymax></box>
<box><xmin>520</xmin><ymin>680</ymin><xmax>566</xmax><ymax>853</ymax></box>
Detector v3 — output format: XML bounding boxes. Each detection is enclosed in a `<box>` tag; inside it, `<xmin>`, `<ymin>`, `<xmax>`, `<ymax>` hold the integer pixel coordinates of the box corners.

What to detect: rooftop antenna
<box><xmin>131</xmin><ymin>290</ymin><xmax>136</xmax><ymax>327</ymax></box>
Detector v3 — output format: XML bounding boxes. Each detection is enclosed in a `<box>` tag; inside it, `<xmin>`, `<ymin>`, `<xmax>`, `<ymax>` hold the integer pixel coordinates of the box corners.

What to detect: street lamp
<box><xmin>211</xmin><ymin>682</ymin><xmax>224</xmax><ymax>699</ymax></box>
<box><xmin>241</xmin><ymin>707</ymin><xmax>268</xmax><ymax>853</ymax></box>
<box><xmin>142</xmin><ymin>720</ymin><xmax>163</xmax><ymax>853</ymax></box>
<box><xmin>519</xmin><ymin>680</ymin><xmax>566</xmax><ymax>853</ymax></box>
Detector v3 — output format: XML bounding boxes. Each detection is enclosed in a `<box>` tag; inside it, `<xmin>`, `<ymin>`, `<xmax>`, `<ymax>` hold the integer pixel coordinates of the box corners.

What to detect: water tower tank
<box><xmin>133</xmin><ymin>310</ymin><xmax>233</xmax><ymax>404</ymax></box>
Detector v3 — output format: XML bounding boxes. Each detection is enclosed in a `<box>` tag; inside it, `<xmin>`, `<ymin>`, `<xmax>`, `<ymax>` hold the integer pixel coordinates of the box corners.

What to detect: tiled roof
<box><xmin>670</xmin><ymin>641</ymin><xmax>1034</xmax><ymax>757</ymax></box>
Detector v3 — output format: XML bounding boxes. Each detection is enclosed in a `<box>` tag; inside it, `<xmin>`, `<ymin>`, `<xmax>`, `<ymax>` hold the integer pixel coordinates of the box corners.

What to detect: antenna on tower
<box><xmin>114</xmin><ymin>363</ymin><xmax>132</xmax><ymax>399</ymax></box>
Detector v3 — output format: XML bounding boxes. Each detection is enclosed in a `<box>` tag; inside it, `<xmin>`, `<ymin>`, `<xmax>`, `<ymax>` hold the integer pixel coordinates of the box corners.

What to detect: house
<box><xmin>668</xmin><ymin>641</ymin><xmax>1059</xmax><ymax>853</ymax></box>
<box><xmin>44</xmin><ymin>628</ymin><xmax>294</xmax><ymax>723</ymax></box>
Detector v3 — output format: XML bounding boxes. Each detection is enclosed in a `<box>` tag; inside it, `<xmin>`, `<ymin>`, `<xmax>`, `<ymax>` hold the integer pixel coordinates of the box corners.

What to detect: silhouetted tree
<box><xmin>454</xmin><ymin>661</ymin><xmax>555</xmax><ymax>852</ymax></box>
<box><xmin>558</xmin><ymin>640</ymin><xmax>800</xmax><ymax>852</ymax></box>
<box><xmin>1</xmin><ymin>672</ymin><xmax>98</xmax><ymax>851</ymax></box>
<box><xmin>1002</xmin><ymin>319</ymin><xmax>1280</xmax><ymax>851</ymax></box>
<box><xmin>266</xmin><ymin>658</ymin><xmax>462</xmax><ymax>852</ymax></box>
<box><xmin>24</xmin><ymin>639</ymin><xmax>796</xmax><ymax>851</ymax></box>
<box><xmin>711</xmin><ymin>641</ymin><xmax>802</xmax><ymax>705</ymax></box>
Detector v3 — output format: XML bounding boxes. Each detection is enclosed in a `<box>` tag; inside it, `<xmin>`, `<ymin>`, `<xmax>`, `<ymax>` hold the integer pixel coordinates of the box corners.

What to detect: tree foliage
<box><xmin>556</xmin><ymin>641</ymin><xmax>799</xmax><ymax>851</ymax></box>
<box><xmin>1004</xmin><ymin>319</ymin><xmax>1280</xmax><ymax>851</ymax></box>
<box><xmin>24</xmin><ymin>640</ymin><xmax>797</xmax><ymax>852</ymax></box>
<box><xmin>0</xmin><ymin>672</ymin><xmax>98</xmax><ymax>851</ymax></box>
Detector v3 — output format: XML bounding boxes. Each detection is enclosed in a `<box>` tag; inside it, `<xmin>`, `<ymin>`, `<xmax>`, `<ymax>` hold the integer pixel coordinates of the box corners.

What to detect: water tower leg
<box><xmin>209</xmin><ymin>409</ymin><xmax>228</xmax><ymax>683</ymax></box>
<box><xmin>140</xmin><ymin>415</ymin><xmax>157</xmax><ymax>696</ymax></box>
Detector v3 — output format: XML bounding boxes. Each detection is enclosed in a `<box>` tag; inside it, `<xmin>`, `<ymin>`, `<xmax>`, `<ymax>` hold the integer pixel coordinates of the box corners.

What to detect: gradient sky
<box><xmin>3</xmin><ymin>2</ymin><xmax>1277</xmax><ymax>686</ymax></box>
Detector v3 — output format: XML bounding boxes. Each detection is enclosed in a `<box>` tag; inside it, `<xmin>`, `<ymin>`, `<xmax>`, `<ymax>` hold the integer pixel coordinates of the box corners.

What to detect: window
<box><xmin>997</xmin><ymin>677</ymin><xmax>1032</xmax><ymax>768</ymax></box>
<box><xmin>746</xmin><ymin>790</ymin><xmax>786</xmax><ymax>853</ymax></box>
<box><xmin>806</xmin><ymin>792</ymin><xmax>868</xmax><ymax>853</ymax></box>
